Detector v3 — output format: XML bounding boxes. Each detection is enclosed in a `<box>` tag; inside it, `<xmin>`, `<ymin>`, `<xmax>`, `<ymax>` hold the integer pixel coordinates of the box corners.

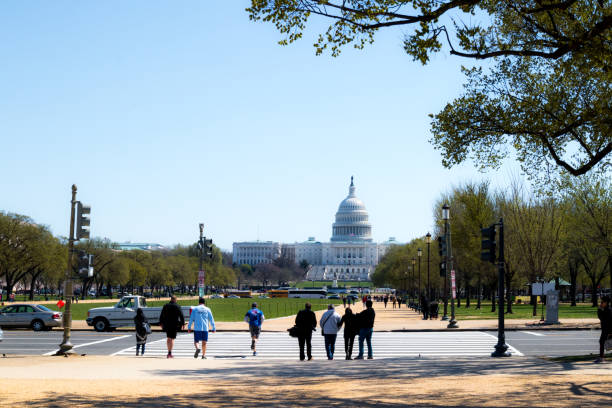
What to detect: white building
<box><xmin>232</xmin><ymin>241</ymin><xmax>281</xmax><ymax>266</ymax></box>
<box><xmin>232</xmin><ymin>178</ymin><xmax>399</xmax><ymax>281</ymax></box>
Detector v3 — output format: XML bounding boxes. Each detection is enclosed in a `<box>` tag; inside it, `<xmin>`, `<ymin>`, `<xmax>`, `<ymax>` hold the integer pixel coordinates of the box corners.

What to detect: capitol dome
<box><xmin>331</xmin><ymin>177</ymin><xmax>373</xmax><ymax>242</ymax></box>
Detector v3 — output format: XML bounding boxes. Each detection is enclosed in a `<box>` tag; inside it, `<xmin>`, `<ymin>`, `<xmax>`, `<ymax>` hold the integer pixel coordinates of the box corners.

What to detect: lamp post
<box><xmin>425</xmin><ymin>232</ymin><xmax>431</xmax><ymax>300</ymax></box>
<box><xmin>417</xmin><ymin>248</ymin><xmax>422</xmax><ymax>300</ymax></box>
<box><xmin>412</xmin><ymin>257</ymin><xmax>417</xmax><ymax>299</ymax></box>
<box><xmin>443</xmin><ymin>203</ymin><xmax>458</xmax><ymax>328</ymax></box>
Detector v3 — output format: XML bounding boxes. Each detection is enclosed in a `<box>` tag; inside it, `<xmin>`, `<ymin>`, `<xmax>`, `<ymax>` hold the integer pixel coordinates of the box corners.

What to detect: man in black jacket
<box><xmin>355</xmin><ymin>299</ymin><xmax>375</xmax><ymax>360</ymax></box>
<box><xmin>295</xmin><ymin>303</ymin><xmax>317</xmax><ymax>361</ymax></box>
<box><xmin>596</xmin><ymin>295</ymin><xmax>612</xmax><ymax>363</ymax></box>
<box><xmin>160</xmin><ymin>296</ymin><xmax>185</xmax><ymax>358</ymax></box>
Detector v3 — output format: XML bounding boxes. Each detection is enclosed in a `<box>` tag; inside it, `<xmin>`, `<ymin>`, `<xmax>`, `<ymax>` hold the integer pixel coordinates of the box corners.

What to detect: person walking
<box><xmin>245</xmin><ymin>302</ymin><xmax>264</xmax><ymax>356</ymax></box>
<box><xmin>134</xmin><ymin>308</ymin><xmax>149</xmax><ymax>356</ymax></box>
<box><xmin>397</xmin><ymin>296</ymin><xmax>402</xmax><ymax>309</ymax></box>
<box><xmin>188</xmin><ymin>297</ymin><xmax>216</xmax><ymax>359</ymax></box>
<box><xmin>383</xmin><ymin>295</ymin><xmax>388</xmax><ymax>309</ymax></box>
<box><xmin>392</xmin><ymin>296</ymin><xmax>397</xmax><ymax>309</ymax></box>
<box><xmin>342</xmin><ymin>296</ymin><xmax>347</xmax><ymax>308</ymax></box>
<box><xmin>338</xmin><ymin>307</ymin><xmax>358</xmax><ymax>360</ymax></box>
<box><xmin>295</xmin><ymin>302</ymin><xmax>317</xmax><ymax>361</ymax></box>
<box><xmin>355</xmin><ymin>299</ymin><xmax>375</xmax><ymax>360</ymax></box>
<box><xmin>596</xmin><ymin>295</ymin><xmax>612</xmax><ymax>363</ymax></box>
<box><xmin>320</xmin><ymin>304</ymin><xmax>342</xmax><ymax>360</ymax></box>
<box><xmin>159</xmin><ymin>295</ymin><xmax>185</xmax><ymax>358</ymax></box>
<box><xmin>420</xmin><ymin>295</ymin><xmax>429</xmax><ymax>320</ymax></box>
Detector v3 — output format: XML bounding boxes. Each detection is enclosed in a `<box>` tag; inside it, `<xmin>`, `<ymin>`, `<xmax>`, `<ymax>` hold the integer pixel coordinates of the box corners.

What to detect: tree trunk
<box><xmin>457</xmin><ymin>285</ymin><xmax>461</xmax><ymax>308</ymax></box>
<box><xmin>466</xmin><ymin>286</ymin><xmax>471</xmax><ymax>308</ymax></box>
<box><xmin>491</xmin><ymin>284</ymin><xmax>496</xmax><ymax>313</ymax></box>
<box><xmin>476</xmin><ymin>277</ymin><xmax>481</xmax><ymax>309</ymax></box>
<box><xmin>506</xmin><ymin>279</ymin><xmax>513</xmax><ymax>314</ymax></box>
<box><xmin>592</xmin><ymin>285</ymin><xmax>598</xmax><ymax>307</ymax></box>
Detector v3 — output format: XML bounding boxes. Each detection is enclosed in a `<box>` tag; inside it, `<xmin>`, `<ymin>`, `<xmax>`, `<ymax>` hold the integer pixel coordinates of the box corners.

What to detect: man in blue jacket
<box><xmin>245</xmin><ymin>302</ymin><xmax>265</xmax><ymax>356</ymax></box>
<box><xmin>188</xmin><ymin>297</ymin><xmax>216</xmax><ymax>359</ymax></box>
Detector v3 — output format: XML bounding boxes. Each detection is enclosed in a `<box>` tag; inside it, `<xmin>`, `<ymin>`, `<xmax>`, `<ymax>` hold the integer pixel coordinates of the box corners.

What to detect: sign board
<box><xmin>545</xmin><ymin>290</ymin><xmax>560</xmax><ymax>324</ymax></box>
<box><xmin>451</xmin><ymin>269</ymin><xmax>456</xmax><ymax>299</ymax></box>
<box><xmin>531</xmin><ymin>281</ymin><xmax>555</xmax><ymax>296</ymax></box>
<box><xmin>198</xmin><ymin>270</ymin><xmax>205</xmax><ymax>297</ymax></box>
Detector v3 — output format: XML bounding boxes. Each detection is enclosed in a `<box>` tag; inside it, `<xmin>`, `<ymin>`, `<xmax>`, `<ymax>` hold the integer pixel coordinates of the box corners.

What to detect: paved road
<box><xmin>0</xmin><ymin>329</ymin><xmax>602</xmax><ymax>358</ymax></box>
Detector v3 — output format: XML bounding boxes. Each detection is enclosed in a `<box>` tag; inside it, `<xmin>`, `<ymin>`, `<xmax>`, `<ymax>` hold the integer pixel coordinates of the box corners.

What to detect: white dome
<box><xmin>331</xmin><ymin>177</ymin><xmax>372</xmax><ymax>242</ymax></box>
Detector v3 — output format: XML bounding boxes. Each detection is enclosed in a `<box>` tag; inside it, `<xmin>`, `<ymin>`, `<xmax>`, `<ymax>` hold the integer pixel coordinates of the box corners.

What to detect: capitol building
<box><xmin>232</xmin><ymin>177</ymin><xmax>399</xmax><ymax>281</ymax></box>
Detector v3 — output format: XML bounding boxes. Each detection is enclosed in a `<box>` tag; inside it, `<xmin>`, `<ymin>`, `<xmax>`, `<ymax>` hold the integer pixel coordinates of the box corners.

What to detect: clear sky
<box><xmin>0</xmin><ymin>1</ymin><xmax>522</xmax><ymax>251</ymax></box>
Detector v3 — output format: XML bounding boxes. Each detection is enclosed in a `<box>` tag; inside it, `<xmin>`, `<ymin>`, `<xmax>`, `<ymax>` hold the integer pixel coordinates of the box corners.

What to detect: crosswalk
<box><xmin>113</xmin><ymin>331</ymin><xmax>523</xmax><ymax>359</ymax></box>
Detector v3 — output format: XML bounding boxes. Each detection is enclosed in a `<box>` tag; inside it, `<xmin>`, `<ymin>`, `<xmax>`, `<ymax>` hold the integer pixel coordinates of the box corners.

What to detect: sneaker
<box><xmin>201</xmin><ymin>355</ymin><xmax>207</xmax><ymax>360</ymax></box>
<box><xmin>253</xmin><ymin>351</ymin><xmax>257</xmax><ymax>356</ymax></box>
<box><xmin>307</xmin><ymin>356</ymin><xmax>313</xmax><ymax>361</ymax></box>
<box><xmin>167</xmin><ymin>353</ymin><xmax>173</xmax><ymax>359</ymax></box>
<box><xmin>136</xmin><ymin>352</ymin><xmax>139</xmax><ymax>356</ymax></box>
<box><xmin>594</xmin><ymin>358</ymin><xmax>605</xmax><ymax>364</ymax></box>
<box><xmin>354</xmin><ymin>356</ymin><xmax>364</xmax><ymax>360</ymax></box>
<box><xmin>194</xmin><ymin>349</ymin><xmax>200</xmax><ymax>359</ymax></box>
<box><xmin>367</xmin><ymin>356</ymin><xmax>374</xmax><ymax>360</ymax></box>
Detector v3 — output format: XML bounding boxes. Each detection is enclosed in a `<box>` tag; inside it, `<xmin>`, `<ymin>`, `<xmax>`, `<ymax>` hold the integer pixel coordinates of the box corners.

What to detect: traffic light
<box><xmin>77</xmin><ymin>251</ymin><xmax>94</xmax><ymax>278</ymax></box>
<box><xmin>439</xmin><ymin>261</ymin><xmax>446</xmax><ymax>277</ymax></box>
<box><xmin>437</xmin><ymin>236</ymin><xmax>447</xmax><ymax>258</ymax></box>
<box><xmin>481</xmin><ymin>224</ymin><xmax>496</xmax><ymax>263</ymax></box>
<box><xmin>204</xmin><ymin>238</ymin><xmax>213</xmax><ymax>259</ymax></box>
<box><xmin>76</xmin><ymin>202</ymin><xmax>91</xmax><ymax>240</ymax></box>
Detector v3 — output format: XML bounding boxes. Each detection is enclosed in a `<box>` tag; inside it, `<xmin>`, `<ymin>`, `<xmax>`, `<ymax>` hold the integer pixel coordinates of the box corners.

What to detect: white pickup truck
<box><xmin>86</xmin><ymin>296</ymin><xmax>192</xmax><ymax>332</ymax></box>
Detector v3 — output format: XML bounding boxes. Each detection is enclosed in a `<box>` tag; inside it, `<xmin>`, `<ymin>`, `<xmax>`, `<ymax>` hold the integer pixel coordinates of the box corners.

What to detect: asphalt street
<box><xmin>0</xmin><ymin>329</ymin><xmax>603</xmax><ymax>358</ymax></box>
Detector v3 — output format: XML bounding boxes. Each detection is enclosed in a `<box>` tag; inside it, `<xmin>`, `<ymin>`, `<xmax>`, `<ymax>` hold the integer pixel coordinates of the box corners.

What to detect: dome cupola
<box><xmin>331</xmin><ymin>177</ymin><xmax>372</xmax><ymax>242</ymax></box>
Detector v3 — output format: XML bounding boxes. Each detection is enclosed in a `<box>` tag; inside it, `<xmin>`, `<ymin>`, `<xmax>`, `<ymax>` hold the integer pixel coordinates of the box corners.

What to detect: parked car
<box><xmin>327</xmin><ymin>294</ymin><xmax>340</xmax><ymax>299</ymax></box>
<box><xmin>210</xmin><ymin>294</ymin><xmax>223</xmax><ymax>299</ymax></box>
<box><xmin>86</xmin><ymin>296</ymin><xmax>191</xmax><ymax>332</ymax></box>
<box><xmin>227</xmin><ymin>295</ymin><xmax>240</xmax><ymax>299</ymax></box>
<box><xmin>0</xmin><ymin>304</ymin><xmax>62</xmax><ymax>331</ymax></box>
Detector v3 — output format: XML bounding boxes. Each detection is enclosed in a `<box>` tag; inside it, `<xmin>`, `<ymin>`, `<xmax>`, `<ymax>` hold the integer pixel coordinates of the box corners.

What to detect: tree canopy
<box><xmin>248</xmin><ymin>1</ymin><xmax>612</xmax><ymax>179</ymax></box>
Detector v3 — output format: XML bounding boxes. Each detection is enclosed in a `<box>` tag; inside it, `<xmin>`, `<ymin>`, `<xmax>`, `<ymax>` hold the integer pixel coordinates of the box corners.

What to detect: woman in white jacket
<box><xmin>319</xmin><ymin>304</ymin><xmax>342</xmax><ymax>360</ymax></box>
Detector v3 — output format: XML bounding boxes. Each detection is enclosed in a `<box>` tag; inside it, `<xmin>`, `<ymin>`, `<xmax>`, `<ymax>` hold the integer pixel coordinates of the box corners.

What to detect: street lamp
<box><xmin>442</xmin><ymin>203</ymin><xmax>458</xmax><ymax>328</ymax></box>
<box><xmin>425</xmin><ymin>232</ymin><xmax>431</xmax><ymax>300</ymax></box>
<box><xmin>417</xmin><ymin>248</ymin><xmax>422</xmax><ymax>300</ymax></box>
<box><xmin>412</xmin><ymin>258</ymin><xmax>417</xmax><ymax>299</ymax></box>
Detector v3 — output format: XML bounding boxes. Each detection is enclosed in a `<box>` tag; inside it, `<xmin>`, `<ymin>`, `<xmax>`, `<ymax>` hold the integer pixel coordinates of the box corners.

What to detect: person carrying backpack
<box><xmin>134</xmin><ymin>308</ymin><xmax>149</xmax><ymax>356</ymax></box>
<box><xmin>245</xmin><ymin>302</ymin><xmax>265</xmax><ymax>356</ymax></box>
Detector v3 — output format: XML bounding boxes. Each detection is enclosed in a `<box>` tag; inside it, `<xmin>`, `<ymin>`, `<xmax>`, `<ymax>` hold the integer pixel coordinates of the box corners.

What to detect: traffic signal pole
<box><xmin>57</xmin><ymin>185</ymin><xmax>77</xmax><ymax>355</ymax></box>
<box><xmin>492</xmin><ymin>218</ymin><xmax>510</xmax><ymax>357</ymax></box>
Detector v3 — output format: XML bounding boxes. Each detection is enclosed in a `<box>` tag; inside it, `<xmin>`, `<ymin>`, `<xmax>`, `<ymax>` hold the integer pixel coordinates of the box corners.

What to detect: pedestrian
<box><xmin>245</xmin><ymin>302</ymin><xmax>264</xmax><ymax>356</ymax></box>
<box><xmin>342</xmin><ymin>296</ymin><xmax>347</xmax><ymax>308</ymax></box>
<box><xmin>362</xmin><ymin>296</ymin><xmax>367</xmax><ymax>308</ymax></box>
<box><xmin>338</xmin><ymin>307</ymin><xmax>358</xmax><ymax>360</ymax></box>
<box><xmin>392</xmin><ymin>296</ymin><xmax>397</xmax><ymax>309</ymax></box>
<box><xmin>134</xmin><ymin>308</ymin><xmax>149</xmax><ymax>356</ymax></box>
<box><xmin>596</xmin><ymin>295</ymin><xmax>612</xmax><ymax>363</ymax></box>
<box><xmin>188</xmin><ymin>297</ymin><xmax>216</xmax><ymax>359</ymax></box>
<box><xmin>159</xmin><ymin>295</ymin><xmax>185</xmax><ymax>359</ymax></box>
<box><xmin>295</xmin><ymin>302</ymin><xmax>317</xmax><ymax>361</ymax></box>
<box><xmin>420</xmin><ymin>295</ymin><xmax>429</xmax><ymax>320</ymax></box>
<box><xmin>320</xmin><ymin>304</ymin><xmax>342</xmax><ymax>360</ymax></box>
<box><xmin>355</xmin><ymin>299</ymin><xmax>375</xmax><ymax>360</ymax></box>
<box><xmin>383</xmin><ymin>295</ymin><xmax>388</xmax><ymax>308</ymax></box>
<box><xmin>397</xmin><ymin>296</ymin><xmax>402</xmax><ymax>309</ymax></box>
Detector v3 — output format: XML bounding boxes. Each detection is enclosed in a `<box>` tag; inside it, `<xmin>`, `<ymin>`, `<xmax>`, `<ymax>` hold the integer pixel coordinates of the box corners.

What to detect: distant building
<box><xmin>118</xmin><ymin>242</ymin><xmax>166</xmax><ymax>251</ymax></box>
<box><xmin>232</xmin><ymin>178</ymin><xmax>400</xmax><ymax>281</ymax></box>
<box><xmin>232</xmin><ymin>241</ymin><xmax>282</xmax><ymax>266</ymax></box>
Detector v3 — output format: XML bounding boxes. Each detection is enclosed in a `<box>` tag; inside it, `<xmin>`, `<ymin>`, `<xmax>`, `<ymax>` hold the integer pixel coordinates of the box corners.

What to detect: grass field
<box><xmin>55</xmin><ymin>298</ymin><xmax>341</xmax><ymax>321</ymax></box>
<box><xmin>437</xmin><ymin>302</ymin><xmax>598</xmax><ymax>320</ymax></box>
<box><xmin>295</xmin><ymin>281</ymin><xmax>373</xmax><ymax>288</ymax></box>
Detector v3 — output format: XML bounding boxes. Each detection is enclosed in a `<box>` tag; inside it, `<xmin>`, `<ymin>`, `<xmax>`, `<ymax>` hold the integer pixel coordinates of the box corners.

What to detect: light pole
<box><xmin>425</xmin><ymin>232</ymin><xmax>431</xmax><ymax>300</ymax></box>
<box><xmin>198</xmin><ymin>223</ymin><xmax>204</xmax><ymax>297</ymax></box>
<box><xmin>412</xmin><ymin>258</ymin><xmax>417</xmax><ymax>299</ymax></box>
<box><xmin>443</xmin><ymin>203</ymin><xmax>458</xmax><ymax>328</ymax></box>
<box><xmin>417</xmin><ymin>248</ymin><xmax>422</xmax><ymax>301</ymax></box>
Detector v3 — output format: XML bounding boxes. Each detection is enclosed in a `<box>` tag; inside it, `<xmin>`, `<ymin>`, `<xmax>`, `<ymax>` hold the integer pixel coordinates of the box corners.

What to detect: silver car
<box><xmin>0</xmin><ymin>304</ymin><xmax>62</xmax><ymax>331</ymax></box>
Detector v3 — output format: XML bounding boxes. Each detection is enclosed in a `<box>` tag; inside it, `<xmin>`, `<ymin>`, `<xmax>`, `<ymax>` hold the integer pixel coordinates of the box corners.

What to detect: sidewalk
<box><xmin>1</xmin><ymin>354</ymin><xmax>610</xmax><ymax>407</ymax></box>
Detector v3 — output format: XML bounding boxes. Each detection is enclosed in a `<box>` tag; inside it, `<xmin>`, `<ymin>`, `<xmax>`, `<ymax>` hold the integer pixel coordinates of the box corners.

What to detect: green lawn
<box><xmin>295</xmin><ymin>280</ymin><xmax>372</xmax><ymax>288</ymax></box>
<box><xmin>58</xmin><ymin>297</ymin><xmax>341</xmax><ymax>321</ymax></box>
<box><xmin>443</xmin><ymin>302</ymin><xmax>598</xmax><ymax>320</ymax></box>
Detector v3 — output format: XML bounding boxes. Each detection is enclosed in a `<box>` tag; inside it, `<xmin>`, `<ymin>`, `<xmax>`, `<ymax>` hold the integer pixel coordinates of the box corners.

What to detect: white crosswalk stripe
<box><xmin>113</xmin><ymin>331</ymin><xmax>523</xmax><ymax>359</ymax></box>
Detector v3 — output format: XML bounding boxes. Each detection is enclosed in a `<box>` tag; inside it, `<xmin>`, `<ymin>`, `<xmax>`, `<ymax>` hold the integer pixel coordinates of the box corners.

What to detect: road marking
<box><xmin>479</xmin><ymin>332</ymin><xmax>524</xmax><ymax>356</ymax></box>
<box><xmin>521</xmin><ymin>331</ymin><xmax>546</xmax><ymax>337</ymax></box>
<box><xmin>42</xmin><ymin>335</ymin><xmax>131</xmax><ymax>355</ymax></box>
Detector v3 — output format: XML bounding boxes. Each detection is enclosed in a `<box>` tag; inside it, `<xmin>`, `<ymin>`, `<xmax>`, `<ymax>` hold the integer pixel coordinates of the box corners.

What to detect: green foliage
<box><xmin>248</xmin><ymin>1</ymin><xmax>612</xmax><ymax>179</ymax></box>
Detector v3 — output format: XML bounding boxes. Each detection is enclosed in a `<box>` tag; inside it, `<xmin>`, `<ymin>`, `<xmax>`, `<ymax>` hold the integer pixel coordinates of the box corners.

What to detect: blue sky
<box><xmin>0</xmin><ymin>1</ymin><xmax>521</xmax><ymax>250</ymax></box>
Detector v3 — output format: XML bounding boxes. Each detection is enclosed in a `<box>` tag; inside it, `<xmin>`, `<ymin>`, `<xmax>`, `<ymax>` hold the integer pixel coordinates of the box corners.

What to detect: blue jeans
<box><xmin>358</xmin><ymin>328</ymin><xmax>373</xmax><ymax>358</ymax></box>
<box><xmin>324</xmin><ymin>334</ymin><xmax>337</xmax><ymax>359</ymax></box>
<box><xmin>136</xmin><ymin>343</ymin><xmax>145</xmax><ymax>355</ymax></box>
